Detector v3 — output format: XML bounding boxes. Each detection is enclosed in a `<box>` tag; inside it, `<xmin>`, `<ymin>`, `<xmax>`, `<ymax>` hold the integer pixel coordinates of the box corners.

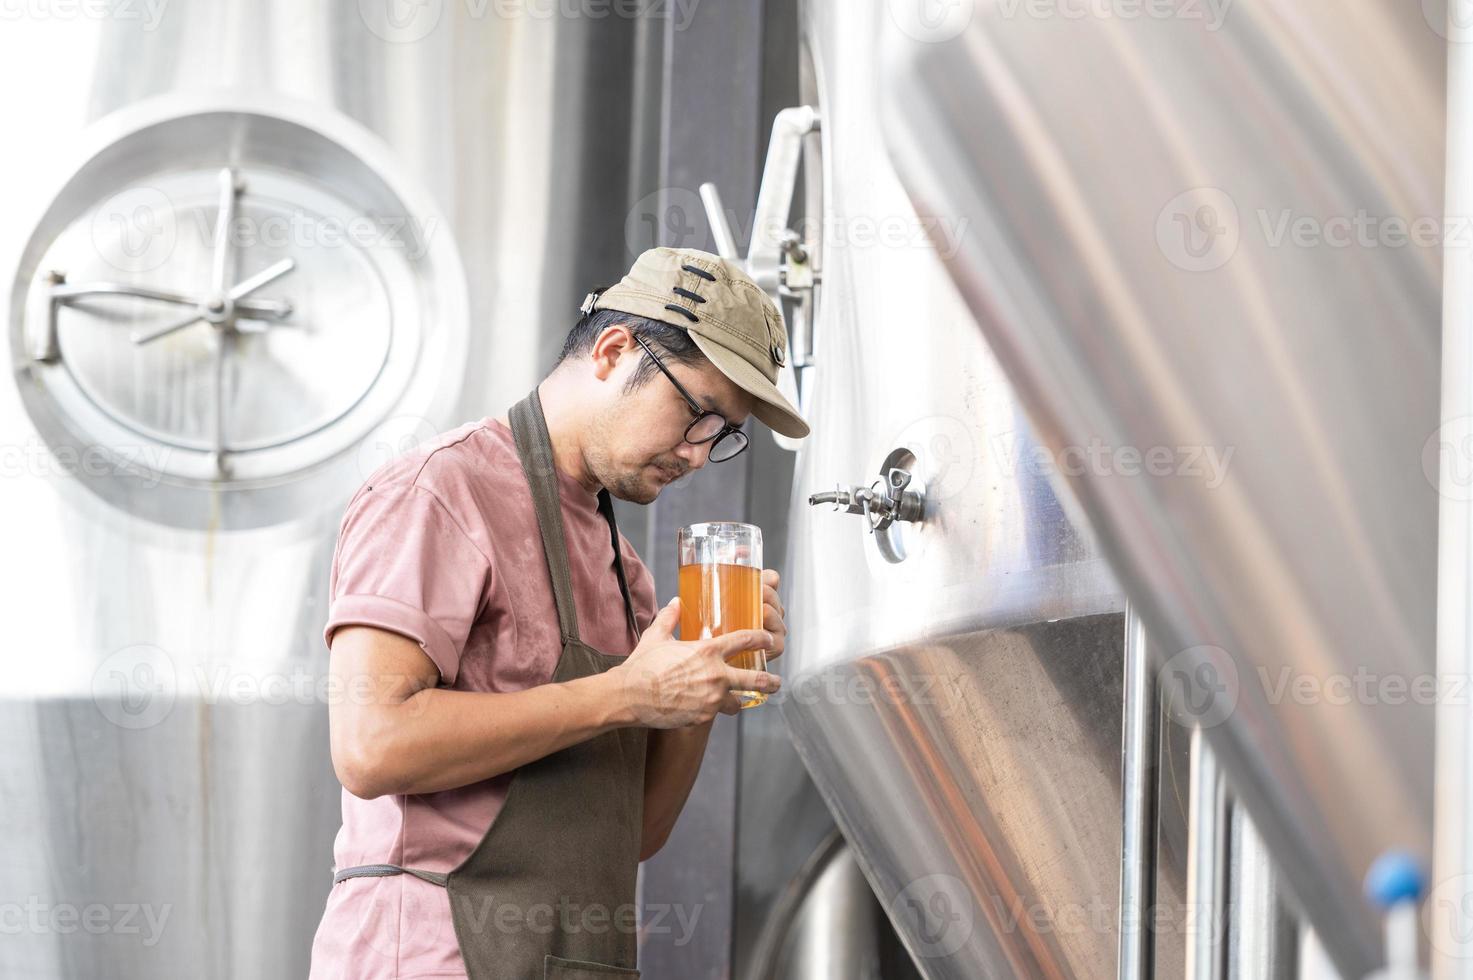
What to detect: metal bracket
<box><xmin>699</xmin><ymin>105</ymin><xmax>821</xmax><ymax>452</ymax></box>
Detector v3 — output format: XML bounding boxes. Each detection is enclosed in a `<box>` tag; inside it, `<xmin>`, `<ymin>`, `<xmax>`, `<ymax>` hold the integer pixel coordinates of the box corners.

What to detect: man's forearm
<box><xmin>334</xmin><ymin>668</ymin><xmax>634</xmax><ymax>799</ymax></box>
<box><xmin>639</xmin><ymin>719</ymin><xmax>716</xmax><ymax>861</ymax></box>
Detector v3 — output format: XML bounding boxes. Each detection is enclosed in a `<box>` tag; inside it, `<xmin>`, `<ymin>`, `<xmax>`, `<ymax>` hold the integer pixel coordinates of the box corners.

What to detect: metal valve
<box><xmin>809</xmin><ymin>466</ymin><xmax>925</xmax><ymax>534</ymax></box>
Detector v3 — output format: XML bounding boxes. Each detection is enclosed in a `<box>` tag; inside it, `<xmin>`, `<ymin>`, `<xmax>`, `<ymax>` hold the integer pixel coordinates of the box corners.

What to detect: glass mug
<box><xmin>677</xmin><ymin>522</ymin><xmax>767</xmax><ymax>708</ymax></box>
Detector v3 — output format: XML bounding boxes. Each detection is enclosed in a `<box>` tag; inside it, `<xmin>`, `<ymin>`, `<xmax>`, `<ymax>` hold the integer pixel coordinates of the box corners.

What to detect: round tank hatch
<box><xmin>10</xmin><ymin>100</ymin><xmax>468</xmax><ymax>528</ymax></box>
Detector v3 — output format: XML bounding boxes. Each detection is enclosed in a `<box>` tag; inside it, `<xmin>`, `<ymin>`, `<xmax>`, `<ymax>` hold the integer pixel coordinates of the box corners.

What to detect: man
<box><xmin>308</xmin><ymin>246</ymin><xmax>810</xmax><ymax>979</ymax></box>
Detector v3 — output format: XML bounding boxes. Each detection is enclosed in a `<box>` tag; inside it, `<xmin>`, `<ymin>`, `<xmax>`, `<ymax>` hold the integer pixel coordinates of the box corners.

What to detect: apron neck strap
<box><xmin>597</xmin><ymin>488</ymin><xmax>643</xmax><ymax>647</ymax></box>
<box><xmin>509</xmin><ymin>388</ymin><xmax>642</xmax><ymax>649</ymax></box>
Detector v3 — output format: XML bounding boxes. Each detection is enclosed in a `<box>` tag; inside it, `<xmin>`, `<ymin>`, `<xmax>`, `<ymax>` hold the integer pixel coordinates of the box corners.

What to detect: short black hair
<box><xmin>556</xmin><ymin>307</ymin><xmax>708</xmax><ymax>395</ymax></box>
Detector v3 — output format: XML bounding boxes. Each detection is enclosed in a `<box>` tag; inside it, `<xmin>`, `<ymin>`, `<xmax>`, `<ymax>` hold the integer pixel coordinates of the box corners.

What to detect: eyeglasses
<box><xmin>632</xmin><ymin>333</ymin><xmax>749</xmax><ymax>463</ymax></box>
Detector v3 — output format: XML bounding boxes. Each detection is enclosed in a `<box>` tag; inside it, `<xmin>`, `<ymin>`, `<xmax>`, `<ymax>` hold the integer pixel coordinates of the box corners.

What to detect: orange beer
<box><xmin>677</xmin><ymin>522</ymin><xmax>767</xmax><ymax>707</ymax></box>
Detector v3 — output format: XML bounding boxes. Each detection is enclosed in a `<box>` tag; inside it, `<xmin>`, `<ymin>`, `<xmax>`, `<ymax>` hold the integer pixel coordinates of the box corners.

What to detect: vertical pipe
<box><xmin>1437</xmin><ymin>2</ymin><xmax>1473</xmax><ymax>976</ymax></box>
<box><xmin>1119</xmin><ymin>604</ymin><xmax>1159</xmax><ymax>980</ymax></box>
<box><xmin>1186</xmin><ymin>726</ymin><xmax>1227</xmax><ymax>980</ymax></box>
<box><xmin>1297</xmin><ymin>927</ymin><xmax>1347</xmax><ymax>980</ymax></box>
<box><xmin>1226</xmin><ymin>803</ymin><xmax>1298</xmax><ymax>979</ymax></box>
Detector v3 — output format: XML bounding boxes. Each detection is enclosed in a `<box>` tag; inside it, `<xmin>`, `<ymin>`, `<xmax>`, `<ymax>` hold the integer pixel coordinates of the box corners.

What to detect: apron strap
<box><xmin>510</xmin><ymin>389</ymin><xmax>583</xmax><ymax>645</ymax></box>
<box><xmin>598</xmin><ymin>488</ymin><xmax>643</xmax><ymax>648</ymax></box>
<box><xmin>510</xmin><ymin>388</ymin><xmax>642</xmax><ymax>649</ymax></box>
<box><xmin>332</xmin><ymin>863</ymin><xmax>449</xmax><ymax>887</ymax></box>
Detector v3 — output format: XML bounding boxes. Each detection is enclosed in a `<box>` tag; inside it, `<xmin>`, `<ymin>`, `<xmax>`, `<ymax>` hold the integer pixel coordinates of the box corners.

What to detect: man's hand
<box><xmin>762</xmin><ymin>568</ymin><xmax>787</xmax><ymax>661</ymax></box>
<box><xmin>610</xmin><ymin>597</ymin><xmax>780</xmax><ymax>728</ymax></box>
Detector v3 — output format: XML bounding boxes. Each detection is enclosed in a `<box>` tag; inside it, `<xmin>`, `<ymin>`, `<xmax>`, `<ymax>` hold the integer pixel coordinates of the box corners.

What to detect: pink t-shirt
<box><xmin>308</xmin><ymin>416</ymin><xmax>658</xmax><ymax>980</ymax></box>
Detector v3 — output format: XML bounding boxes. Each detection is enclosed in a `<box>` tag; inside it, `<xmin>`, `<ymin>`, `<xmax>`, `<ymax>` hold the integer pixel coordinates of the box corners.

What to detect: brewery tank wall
<box><xmin>765</xmin><ymin>2</ymin><xmax>1195</xmax><ymax>977</ymax></box>
<box><xmin>0</xmin><ymin>6</ymin><xmax>657</xmax><ymax>977</ymax></box>
<box><xmin>878</xmin><ymin>0</ymin><xmax>1443</xmax><ymax>975</ymax></box>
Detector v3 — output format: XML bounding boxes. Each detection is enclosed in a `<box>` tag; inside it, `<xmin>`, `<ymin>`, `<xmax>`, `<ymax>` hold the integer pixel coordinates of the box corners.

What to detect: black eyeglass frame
<box><xmin>632</xmin><ymin>332</ymin><xmax>749</xmax><ymax>463</ymax></box>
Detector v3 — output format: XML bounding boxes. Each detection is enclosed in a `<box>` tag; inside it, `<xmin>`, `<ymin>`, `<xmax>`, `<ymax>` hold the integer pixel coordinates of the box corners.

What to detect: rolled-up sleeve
<box><xmin>324</xmin><ymin>484</ymin><xmax>492</xmax><ymax>685</ymax></box>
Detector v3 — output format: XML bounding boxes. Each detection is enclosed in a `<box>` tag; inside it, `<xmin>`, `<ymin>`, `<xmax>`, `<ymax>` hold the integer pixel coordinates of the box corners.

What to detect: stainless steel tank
<box><xmin>0</xmin><ymin>6</ymin><xmax>654</xmax><ymax>977</ymax></box>
<box><xmin>766</xmin><ymin>2</ymin><xmax>1181</xmax><ymax>976</ymax></box>
<box><xmin>878</xmin><ymin>0</ymin><xmax>1443</xmax><ymax>975</ymax></box>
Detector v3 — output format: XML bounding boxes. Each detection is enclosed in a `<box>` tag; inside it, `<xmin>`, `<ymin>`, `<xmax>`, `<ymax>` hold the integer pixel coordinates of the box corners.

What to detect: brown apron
<box><xmin>333</xmin><ymin>387</ymin><xmax>649</xmax><ymax>979</ymax></box>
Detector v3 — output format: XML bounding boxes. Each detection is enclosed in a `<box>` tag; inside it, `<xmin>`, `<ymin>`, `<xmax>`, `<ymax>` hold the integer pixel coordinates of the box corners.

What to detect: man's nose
<box><xmin>675</xmin><ymin>440</ymin><xmax>711</xmax><ymax>470</ymax></box>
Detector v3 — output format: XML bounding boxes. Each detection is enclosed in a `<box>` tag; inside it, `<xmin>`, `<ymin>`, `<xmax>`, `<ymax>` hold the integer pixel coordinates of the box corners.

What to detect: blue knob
<box><xmin>1365</xmin><ymin>851</ymin><xmax>1427</xmax><ymax>908</ymax></box>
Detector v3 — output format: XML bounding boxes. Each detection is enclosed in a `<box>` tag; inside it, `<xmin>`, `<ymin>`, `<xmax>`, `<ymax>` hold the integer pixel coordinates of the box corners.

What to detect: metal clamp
<box><xmin>699</xmin><ymin>105</ymin><xmax>821</xmax><ymax>453</ymax></box>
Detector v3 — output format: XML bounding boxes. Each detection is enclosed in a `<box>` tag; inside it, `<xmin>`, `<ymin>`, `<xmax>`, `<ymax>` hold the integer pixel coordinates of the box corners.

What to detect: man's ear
<box><xmin>589</xmin><ymin>323</ymin><xmax>636</xmax><ymax>381</ymax></box>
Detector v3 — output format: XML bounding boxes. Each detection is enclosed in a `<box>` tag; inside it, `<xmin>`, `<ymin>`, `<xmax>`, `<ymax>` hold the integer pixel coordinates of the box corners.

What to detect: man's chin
<box><xmin>604</xmin><ymin>473</ymin><xmax>662</xmax><ymax>505</ymax></box>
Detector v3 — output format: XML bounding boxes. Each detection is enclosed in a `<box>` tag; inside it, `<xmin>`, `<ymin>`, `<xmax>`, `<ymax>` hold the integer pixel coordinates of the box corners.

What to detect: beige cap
<box><xmin>584</xmin><ymin>246</ymin><xmax>810</xmax><ymax>439</ymax></box>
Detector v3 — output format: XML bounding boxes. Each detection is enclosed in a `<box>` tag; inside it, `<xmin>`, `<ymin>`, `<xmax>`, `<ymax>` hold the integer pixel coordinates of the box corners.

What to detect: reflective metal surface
<box><xmin>880</xmin><ymin>1</ymin><xmax>1443</xmax><ymax>973</ymax></box>
<box><xmin>1227</xmin><ymin>804</ymin><xmax>1299</xmax><ymax>980</ymax></box>
<box><xmin>778</xmin><ymin>2</ymin><xmax>1152</xmax><ymax>976</ymax></box>
<box><xmin>13</xmin><ymin>101</ymin><xmax>465</xmax><ymax>525</ymax></box>
<box><xmin>1119</xmin><ymin>606</ymin><xmax>1160</xmax><ymax>980</ymax></box>
<box><xmin>0</xmin><ymin>6</ymin><xmax>652</xmax><ymax>977</ymax></box>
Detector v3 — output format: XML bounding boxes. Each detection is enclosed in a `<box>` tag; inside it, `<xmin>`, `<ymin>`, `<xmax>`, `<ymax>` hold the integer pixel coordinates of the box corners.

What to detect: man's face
<box><xmin>585</xmin><ymin>327</ymin><xmax>755</xmax><ymax>504</ymax></box>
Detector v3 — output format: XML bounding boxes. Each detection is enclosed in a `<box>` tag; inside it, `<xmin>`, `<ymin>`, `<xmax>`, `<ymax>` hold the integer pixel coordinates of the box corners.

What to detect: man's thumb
<box><xmin>646</xmin><ymin>596</ymin><xmax>681</xmax><ymax>638</ymax></box>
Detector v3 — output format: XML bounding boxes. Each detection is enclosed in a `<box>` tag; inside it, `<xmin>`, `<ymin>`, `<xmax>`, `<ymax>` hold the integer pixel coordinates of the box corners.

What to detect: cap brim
<box><xmin>686</xmin><ymin>331</ymin><xmax>811</xmax><ymax>439</ymax></box>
